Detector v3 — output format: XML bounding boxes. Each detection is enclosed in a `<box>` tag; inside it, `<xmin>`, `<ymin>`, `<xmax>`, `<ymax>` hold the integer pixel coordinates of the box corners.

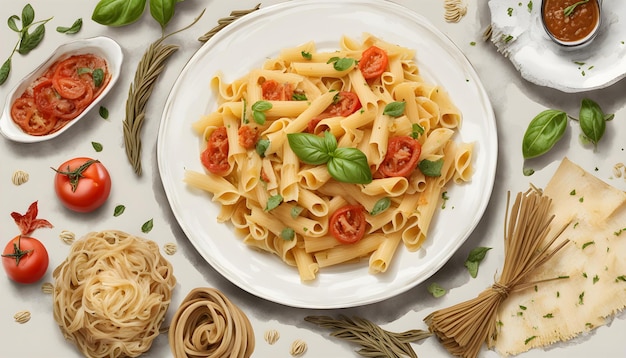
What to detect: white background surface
<box><xmin>0</xmin><ymin>1</ymin><xmax>625</xmax><ymax>357</ymax></box>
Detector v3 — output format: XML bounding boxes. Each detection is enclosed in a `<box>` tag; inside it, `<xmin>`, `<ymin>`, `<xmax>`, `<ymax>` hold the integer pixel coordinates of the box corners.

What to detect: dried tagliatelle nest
<box><xmin>168</xmin><ymin>287</ymin><xmax>255</xmax><ymax>358</ymax></box>
<box><xmin>52</xmin><ymin>230</ymin><xmax>176</xmax><ymax>358</ymax></box>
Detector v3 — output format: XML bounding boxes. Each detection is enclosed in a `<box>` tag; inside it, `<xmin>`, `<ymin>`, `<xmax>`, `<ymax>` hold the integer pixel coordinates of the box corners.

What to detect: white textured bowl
<box><xmin>0</xmin><ymin>36</ymin><xmax>123</xmax><ymax>143</ymax></box>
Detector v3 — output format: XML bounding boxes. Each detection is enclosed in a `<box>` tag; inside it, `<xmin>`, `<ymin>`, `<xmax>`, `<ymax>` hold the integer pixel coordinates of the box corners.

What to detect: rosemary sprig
<box><xmin>123</xmin><ymin>10</ymin><xmax>205</xmax><ymax>175</ymax></box>
<box><xmin>563</xmin><ymin>0</ymin><xmax>589</xmax><ymax>16</ymax></box>
<box><xmin>198</xmin><ymin>3</ymin><xmax>261</xmax><ymax>42</ymax></box>
<box><xmin>305</xmin><ymin>315</ymin><xmax>431</xmax><ymax>358</ymax></box>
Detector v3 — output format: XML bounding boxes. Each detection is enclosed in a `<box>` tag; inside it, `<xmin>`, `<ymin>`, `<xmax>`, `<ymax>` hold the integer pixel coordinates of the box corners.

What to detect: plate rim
<box><xmin>157</xmin><ymin>0</ymin><xmax>498</xmax><ymax>308</ymax></box>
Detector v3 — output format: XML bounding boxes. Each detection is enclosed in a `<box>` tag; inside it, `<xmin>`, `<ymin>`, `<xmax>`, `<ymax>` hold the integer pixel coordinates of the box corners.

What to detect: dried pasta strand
<box><xmin>123</xmin><ymin>10</ymin><xmax>205</xmax><ymax>175</ymax></box>
<box><xmin>424</xmin><ymin>190</ymin><xmax>571</xmax><ymax>358</ymax></box>
<box><xmin>198</xmin><ymin>4</ymin><xmax>261</xmax><ymax>42</ymax></box>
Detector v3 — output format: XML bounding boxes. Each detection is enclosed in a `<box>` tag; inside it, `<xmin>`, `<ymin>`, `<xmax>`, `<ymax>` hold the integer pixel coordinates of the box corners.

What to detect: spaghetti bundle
<box><xmin>168</xmin><ymin>287</ymin><xmax>255</xmax><ymax>358</ymax></box>
<box><xmin>52</xmin><ymin>230</ymin><xmax>176</xmax><ymax>358</ymax></box>
<box><xmin>424</xmin><ymin>190</ymin><xmax>570</xmax><ymax>358</ymax></box>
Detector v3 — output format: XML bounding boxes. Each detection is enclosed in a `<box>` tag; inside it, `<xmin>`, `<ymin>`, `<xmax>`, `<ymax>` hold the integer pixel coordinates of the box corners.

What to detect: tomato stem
<box><xmin>51</xmin><ymin>159</ymin><xmax>99</xmax><ymax>192</ymax></box>
<box><xmin>1</xmin><ymin>236</ymin><xmax>32</xmax><ymax>266</ymax></box>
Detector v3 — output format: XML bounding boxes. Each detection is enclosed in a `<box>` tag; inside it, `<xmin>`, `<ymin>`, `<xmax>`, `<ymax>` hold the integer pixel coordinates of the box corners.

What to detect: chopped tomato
<box><xmin>379</xmin><ymin>136</ymin><xmax>422</xmax><ymax>178</ymax></box>
<box><xmin>261</xmin><ymin>80</ymin><xmax>294</xmax><ymax>101</ymax></box>
<box><xmin>359</xmin><ymin>46</ymin><xmax>389</xmax><ymax>80</ymax></box>
<box><xmin>329</xmin><ymin>205</ymin><xmax>367</xmax><ymax>244</ymax></box>
<box><xmin>238</xmin><ymin>125</ymin><xmax>259</xmax><ymax>149</ymax></box>
<box><xmin>325</xmin><ymin>91</ymin><xmax>361</xmax><ymax>117</ymax></box>
<box><xmin>201</xmin><ymin>126</ymin><xmax>230</xmax><ymax>175</ymax></box>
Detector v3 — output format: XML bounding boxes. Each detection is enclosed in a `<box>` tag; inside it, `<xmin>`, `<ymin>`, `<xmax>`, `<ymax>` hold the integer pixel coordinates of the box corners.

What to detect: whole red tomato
<box><xmin>2</xmin><ymin>235</ymin><xmax>49</xmax><ymax>284</ymax></box>
<box><xmin>53</xmin><ymin>157</ymin><xmax>111</xmax><ymax>212</ymax></box>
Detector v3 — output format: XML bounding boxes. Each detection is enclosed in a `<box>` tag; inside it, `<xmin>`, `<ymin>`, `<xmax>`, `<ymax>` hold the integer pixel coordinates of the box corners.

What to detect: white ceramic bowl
<box><xmin>0</xmin><ymin>36</ymin><xmax>123</xmax><ymax>143</ymax></box>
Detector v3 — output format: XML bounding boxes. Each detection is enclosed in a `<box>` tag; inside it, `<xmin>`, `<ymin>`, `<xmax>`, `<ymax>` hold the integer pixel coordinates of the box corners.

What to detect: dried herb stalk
<box><xmin>123</xmin><ymin>10</ymin><xmax>205</xmax><ymax>175</ymax></box>
<box><xmin>198</xmin><ymin>3</ymin><xmax>261</xmax><ymax>42</ymax></box>
<box><xmin>305</xmin><ymin>315</ymin><xmax>430</xmax><ymax>358</ymax></box>
<box><xmin>424</xmin><ymin>190</ymin><xmax>571</xmax><ymax>358</ymax></box>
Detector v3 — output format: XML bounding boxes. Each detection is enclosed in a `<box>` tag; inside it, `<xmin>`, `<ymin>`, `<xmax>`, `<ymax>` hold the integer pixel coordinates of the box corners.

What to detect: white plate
<box><xmin>488</xmin><ymin>0</ymin><xmax>626</xmax><ymax>93</ymax></box>
<box><xmin>0</xmin><ymin>36</ymin><xmax>123</xmax><ymax>143</ymax></box>
<box><xmin>157</xmin><ymin>0</ymin><xmax>497</xmax><ymax>309</ymax></box>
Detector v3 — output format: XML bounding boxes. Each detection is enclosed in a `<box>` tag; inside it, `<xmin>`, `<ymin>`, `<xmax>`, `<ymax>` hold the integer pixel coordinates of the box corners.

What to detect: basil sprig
<box><xmin>522</xmin><ymin>109</ymin><xmax>567</xmax><ymax>159</ymax></box>
<box><xmin>578</xmin><ymin>98</ymin><xmax>613</xmax><ymax>147</ymax></box>
<box><xmin>287</xmin><ymin>131</ymin><xmax>372</xmax><ymax>184</ymax></box>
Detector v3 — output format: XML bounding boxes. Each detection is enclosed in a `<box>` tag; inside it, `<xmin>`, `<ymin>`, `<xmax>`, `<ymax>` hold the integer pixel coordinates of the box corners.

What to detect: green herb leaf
<box><xmin>418</xmin><ymin>158</ymin><xmax>444</xmax><ymax>177</ymax></box>
<box><xmin>370</xmin><ymin>197</ymin><xmax>391</xmax><ymax>216</ymax></box>
<box><xmin>91</xmin><ymin>141</ymin><xmax>103</xmax><ymax>152</ymax></box>
<box><xmin>21</xmin><ymin>4</ymin><xmax>35</xmax><ymax>28</ymax></box>
<box><xmin>564</xmin><ymin>0</ymin><xmax>589</xmax><ymax>16</ymax></box>
<box><xmin>292</xmin><ymin>92</ymin><xmax>307</xmax><ymax>101</ymax></box>
<box><xmin>92</xmin><ymin>0</ymin><xmax>147</xmax><ymax>27</ymax></box>
<box><xmin>56</xmin><ymin>18</ymin><xmax>83</xmax><ymax>34</ymax></box>
<box><xmin>465</xmin><ymin>246</ymin><xmax>491</xmax><ymax>278</ymax></box>
<box><xmin>280</xmin><ymin>227</ymin><xmax>295</xmax><ymax>241</ymax></box>
<box><xmin>525</xmin><ymin>336</ymin><xmax>537</xmax><ymax>345</ymax></box>
<box><xmin>252</xmin><ymin>111</ymin><xmax>266</xmax><ymax>125</ymax></box>
<box><xmin>327</xmin><ymin>147</ymin><xmax>372</xmax><ymax>184</ymax></box>
<box><xmin>287</xmin><ymin>132</ymin><xmax>332</xmax><ymax>165</ymax></box>
<box><xmin>427</xmin><ymin>282</ymin><xmax>447</xmax><ymax>298</ymax></box>
<box><xmin>7</xmin><ymin>15</ymin><xmax>20</xmax><ymax>32</ymax></box>
<box><xmin>265</xmin><ymin>194</ymin><xmax>283</xmax><ymax>211</ymax></box>
<box><xmin>18</xmin><ymin>23</ymin><xmax>46</xmax><ymax>55</ymax></box>
<box><xmin>256</xmin><ymin>138</ymin><xmax>270</xmax><ymax>157</ymax></box>
<box><xmin>411</xmin><ymin>123</ymin><xmax>424</xmax><ymax>139</ymax></box>
<box><xmin>582</xmin><ymin>241</ymin><xmax>595</xmax><ymax>249</ymax></box>
<box><xmin>99</xmin><ymin>106</ymin><xmax>109</xmax><ymax>119</ymax></box>
<box><xmin>0</xmin><ymin>58</ymin><xmax>11</xmax><ymax>86</ymax></box>
<box><xmin>290</xmin><ymin>206</ymin><xmax>303</xmax><ymax>218</ymax></box>
<box><xmin>579</xmin><ymin>98</ymin><xmax>608</xmax><ymax>147</ymax></box>
<box><xmin>329</xmin><ymin>57</ymin><xmax>355</xmax><ymax>71</ymax></box>
<box><xmin>523</xmin><ymin>168</ymin><xmax>535</xmax><ymax>176</ymax></box>
<box><xmin>383</xmin><ymin>101</ymin><xmax>406</xmax><ymax>117</ymax></box>
<box><xmin>141</xmin><ymin>218</ymin><xmax>154</xmax><ymax>233</ymax></box>
<box><xmin>150</xmin><ymin>0</ymin><xmax>176</xmax><ymax>28</ymax></box>
<box><xmin>301</xmin><ymin>51</ymin><xmax>312</xmax><ymax>60</ymax></box>
<box><xmin>92</xmin><ymin>68</ymin><xmax>105</xmax><ymax>87</ymax></box>
<box><xmin>522</xmin><ymin>109</ymin><xmax>568</xmax><ymax>159</ymax></box>
<box><xmin>251</xmin><ymin>100</ymin><xmax>272</xmax><ymax>112</ymax></box>
<box><xmin>113</xmin><ymin>205</ymin><xmax>125</xmax><ymax>217</ymax></box>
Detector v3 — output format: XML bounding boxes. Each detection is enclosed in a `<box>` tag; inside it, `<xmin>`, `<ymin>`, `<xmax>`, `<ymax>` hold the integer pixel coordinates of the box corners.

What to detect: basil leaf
<box><xmin>280</xmin><ymin>227</ymin><xmax>295</xmax><ymax>241</ymax></box>
<box><xmin>332</xmin><ymin>57</ymin><xmax>355</xmax><ymax>71</ymax></box>
<box><xmin>301</xmin><ymin>51</ymin><xmax>312</xmax><ymax>60</ymax></box>
<box><xmin>370</xmin><ymin>197</ymin><xmax>391</xmax><ymax>216</ymax></box>
<box><xmin>92</xmin><ymin>0</ymin><xmax>147</xmax><ymax>27</ymax></box>
<box><xmin>7</xmin><ymin>15</ymin><xmax>20</xmax><ymax>32</ymax></box>
<box><xmin>411</xmin><ymin>123</ymin><xmax>424</xmax><ymax>139</ymax></box>
<box><xmin>383</xmin><ymin>101</ymin><xmax>405</xmax><ymax>117</ymax></box>
<box><xmin>21</xmin><ymin>4</ymin><xmax>35</xmax><ymax>28</ymax></box>
<box><xmin>522</xmin><ymin>109</ymin><xmax>567</xmax><ymax>159</ymax></box>
<box><xmin>150</xmin><ymin>0</ymin><xmax>176</xmax><ymax>28</ymax></box>
<box><xmin>465</xmin><ymin>246</ymin><xmax>491</xmax><ymax>278</ymax></box>
<box><xmin>265</xmin><ymin>194</ymin><xmax>283</xmax><ymax>211</ymax></box>
<box><xmin>0</xmin><ymin>58</ymin><xmax>11</xmax><ymax>86</ymax></box>
<box><xmin>77</xmin><ymin>67</ymin><xmax>92</xmax><ymax>75</ymax></box>
<box><xmin>252</xmin><ymin>111</ymin><xmax>266</xmax><ymax>125</ymax></box>
<box><xmin>99</xmin><ymin>106</ymin><xmax>109</xmax><ymax>119</ymax></box>
<box><xmin>256</xmin><ymin>138</ymin><xmax>269</xmax><ymax>157</ymax></box>
<box><xmin>327</xmin><ymin>147</ymin><xmax>372</xmax><ymax>184</ymax></box>
<box><xmin>427</xmin><ymin>282</ymin><xmax>447</xmax><ymax>298</ymax></box>
<box><xmin>251</xmin><ymin>100</ymin><xmax>272</xmax><ymax>112</ymax></box>
<box><xmin>57</xmin><ymin>18</ymin><xmax>83</xmax><ymax>34</ymax></box>
<box><xmin>92</xmin><ymin>141</ymin><xmax>103</xmax><ymax>152</ymax></box>
<box><xmin>418</xmin><ymin>158</ymin><xmax>444</xmax><ymax>177</ymax></box>
<box><xmin>323</xmin><ymin>130</ymin><xmax>338</xmax><ymax>154</ymax></box>
<box><xmin>113</xmin><ymin>205</ymin><xmax>126</xmax><ymax>217</ymax></box>
<box><xmin>287</xmin><ymin>132</ymin><xmax>331</xmax><ymax>165</ymax></box>
<box><xmin>18</xmin><ymin>23</ymin><xmax>46</xmax><ymax>55</ymax></box>
<box><xmin>92</xmin><ymin>68</ymin><xmax>104</xmax><ymax>87</ymax></box>
<box><xmin>579</xmin><ymin>98</ymin><xmax>607</xmax><ymax>146</ymax></box>
<box><xmin>290</xmin><ymin>206</ymin><xmax>304</xmax><ymax>218</ymax></box>
<box><xmin>141</xmin><ymin>218</ymin><xmax>154</xmax><ymax>233</ymax></box>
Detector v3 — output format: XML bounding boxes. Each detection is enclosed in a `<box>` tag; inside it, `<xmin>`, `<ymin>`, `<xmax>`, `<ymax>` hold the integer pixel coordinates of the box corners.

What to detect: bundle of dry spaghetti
<box><xmin>168</xmin><ymin>287</ymin><xmax>255</xmax><ymax>358</ymax></box>
<box><xmin>52</xmin><ymin>230</ymin><xmax>176</xmax><ymax>358</ymax></box>
<box><xmin>424</xmin><ymin>190</ymin><xmax>570</xmax><ymax>358</ymax></box>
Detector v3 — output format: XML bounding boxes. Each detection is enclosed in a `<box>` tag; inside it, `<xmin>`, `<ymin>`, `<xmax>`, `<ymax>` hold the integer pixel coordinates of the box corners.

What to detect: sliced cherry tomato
<box><xmin>359</xmin><ymin>46</ymin><xmax>389</xmax><ymax>80</ymax></box>
<box><xmin>2</xmin><ymin>235</ymin><xmax>49</xmax><ymax>284</ymax></box>
<box><xmin>325</xmin><ymin>91</ymin><xmax>361</xmax><ymax>117</ymax></box>
<box><xmin>379</xmin><ymin>136</ymin><xmax>422</xmax><ymax>178</ymax></box>
<box><xmin>201</xmin><ymin>126</ymin><xmax>230</xmax><ymax>175</ymax></box>
<box><xmin>329</xmin><ymin>205</ymin><xmax>367</xmax><ymax>244</ymax></box>
<box><xmin>53</xmin><ymin>157</ymin><xmax>112</xmax><ymax>212</ymax></box>
<box><xmin>11</xmin><ymin>97</ymin><xmax>37</xmax><ymax>126</ymax></box>
<box><xmin>238</xmin><ymin>125</ymin><xmax>259</xmax><ymax>150</ymax></box>
<box><xmin>52</xmin><ymin>77</ymin><xmax>87</xmax><ymax>99</ymax></box>
<box><xmin>12</xmin><ymin>96</ymin><xmax>57</xmax><ymax>136</ymax></box>
<box><xmin>261</xmin><ymin>80</ymin><xmax>294</xmax><ymax>101</ymax></box>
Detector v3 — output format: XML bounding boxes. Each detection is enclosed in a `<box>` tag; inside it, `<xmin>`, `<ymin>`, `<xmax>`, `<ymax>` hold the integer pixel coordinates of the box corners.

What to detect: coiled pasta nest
<box><xmin>52</xmin><ymin>230</ymin><xmax>176</xmax><ymax>358</ymax></box>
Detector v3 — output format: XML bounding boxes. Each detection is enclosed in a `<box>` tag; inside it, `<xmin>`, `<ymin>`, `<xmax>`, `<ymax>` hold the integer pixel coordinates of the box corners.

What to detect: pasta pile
<box><xmin>52</xmin><ymin>230</ymin><xmax>176</xmax><ymax>358</ymax></box>
<box><xmin>185</xmin><ymin>34</ymin><xmax>474</xmax><ymax>281</ymax></box>
<box><xmin>168</xmin><ymin>287</ymin><xmax>255</xmax><ymax>358</ymax></box>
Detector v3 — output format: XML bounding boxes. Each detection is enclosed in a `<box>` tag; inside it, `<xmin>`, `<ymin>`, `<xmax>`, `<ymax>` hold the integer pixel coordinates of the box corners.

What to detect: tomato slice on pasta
<box><xmin>379</xmin><ymin>136</ymin><xmax>422</xmax><ymax>178</ymax></box>
<box><xmin>358</xmin><ymin>45</ymin><xmax>389</xmax><ymax>80</ymax></box>
<box><xmin>201</xmin><ymin>126</ymin><xmax>230</xmax><ymax>175</ymax></box>
<box><xmin>329</xmin><ymin>205</ymin><xmax>367</xmax><ymax>244</ymax></box>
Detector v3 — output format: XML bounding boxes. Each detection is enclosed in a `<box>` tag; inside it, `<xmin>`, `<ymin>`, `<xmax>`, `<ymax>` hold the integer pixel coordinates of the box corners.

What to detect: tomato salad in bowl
<box><xmin>0</xmin><ymin>36</ymin><xmax>123</xmax><ymax>143</ymax></box>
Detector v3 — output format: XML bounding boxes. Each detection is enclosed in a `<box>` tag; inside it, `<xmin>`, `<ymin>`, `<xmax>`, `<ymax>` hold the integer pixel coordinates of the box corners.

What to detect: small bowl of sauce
<box><xmin>541</xmin><ymin>0</ymin><xmax>601</xmax><ymax>49</ymax></box>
